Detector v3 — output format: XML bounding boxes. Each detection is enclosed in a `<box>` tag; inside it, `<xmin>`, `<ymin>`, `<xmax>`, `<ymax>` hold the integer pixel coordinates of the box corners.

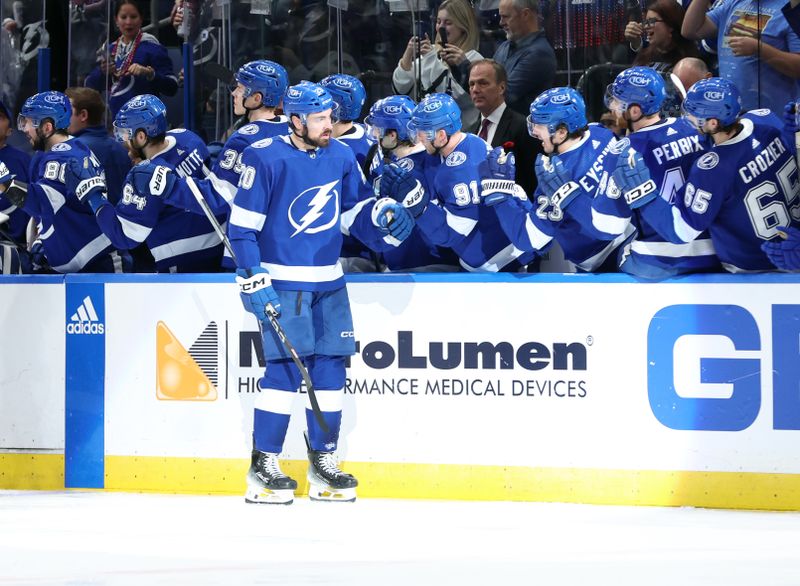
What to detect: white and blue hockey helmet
<box><xmin>682</xmin><ymin>77</ymin><xmax>742</xmax><ymax>129</ymax></box>
<box><xmin>408</xmin><ymin>93</ymin><xmax>461</xmax><ymax>142</ymax></box>
<box><xmin>605</xmin><ymin>66</ymin><xmax>666</xmax><ymax>117</ymax></box>
<box><xmin>528</xmin><ymin>87</ymin><xmax>587</xmax><ymax>137</ymax></box>
<box><xmin>113</xmin><ymin>94</ymin><xmax>168</xmax><ymax>142</ymax></box>
<box><xmin>18</xmin><ymin>91</ymin><xmax>72</xmax><ymax>131</ymax></box>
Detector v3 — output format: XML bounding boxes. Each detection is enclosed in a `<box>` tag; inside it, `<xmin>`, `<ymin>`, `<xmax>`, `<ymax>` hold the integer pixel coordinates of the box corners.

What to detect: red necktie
<box><xmin>478</xmin><ymin>118</ymin><xmax>491</xmax><ymax>141</ymax></box>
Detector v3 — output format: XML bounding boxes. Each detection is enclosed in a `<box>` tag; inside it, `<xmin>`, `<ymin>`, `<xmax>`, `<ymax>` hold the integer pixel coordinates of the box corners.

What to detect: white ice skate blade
<box><xmin>244</xmin><ymin>486</ymin><xmax>295</xmax><ymax>505</ymax></box>
<box><xmin>307</xmin><ymin>479</ymin><xmax>357</xmax><ymax>503</ymax></box>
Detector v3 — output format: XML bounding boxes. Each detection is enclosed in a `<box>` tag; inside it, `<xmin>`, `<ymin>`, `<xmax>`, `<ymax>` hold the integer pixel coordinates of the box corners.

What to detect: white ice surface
<box><xmin>1</xmin><ymin>491</ymin><xmax>799</xmax><ymax>585</ymax></box>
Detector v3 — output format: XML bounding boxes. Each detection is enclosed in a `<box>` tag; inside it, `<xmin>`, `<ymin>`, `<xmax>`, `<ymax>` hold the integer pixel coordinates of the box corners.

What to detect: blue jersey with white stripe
<box><xmin>496</xmin><ymin>125</ymin><xmax>630</xmax><ymax>271</ymax></box>
<box><xmin>638</xmin><ymin>110</ymin><xmax>800</xmax><ymax>272</ymax></box>
<box><xmin>416</xmin><ymin>133</ymin><xmax>536</xmax><ymax>272</ymax></box>
<box><xmin>592</xmin><ymin>118</ymin><xmax>721</xmax><ymax>278</ymax></box>
<box><xmin>372</xmin><ymin>147</ymin><xmax>460</xmax><ymax>271</ymax></box>
<box><xmin>22</xmin><ymin>138</ymin><xmax>118</xmax><ymax>273</ymax></box>
<box><xmin>95</xmin><ymin>129</ymin><xmax>225</xmax><ymax>272</ymax></box>
<box><xmin>228</xmin><ymin>136</ymin><xmax>389</xmax><ymax>291</ymax></box>
<box><xmin>167</xmin><ymin>116</ymin><xmax>289</xmax><ymax>216</ymax></box>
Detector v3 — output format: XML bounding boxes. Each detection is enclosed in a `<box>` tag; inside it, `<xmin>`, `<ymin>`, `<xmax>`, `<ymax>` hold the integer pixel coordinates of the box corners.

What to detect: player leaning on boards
<box><xmin>615</xmin><ymin>77</ymin><xmax>800</xmax><ymax>273</ymax></box>
<box><xmin>0</xmin><ymin>91</ymin><xmax>130</xmax><ymax>273</ymax></box>
<box><xmin>229</xmin><ymin>81</ymin><xmax>413</xmax><ymax>504</ymax></box>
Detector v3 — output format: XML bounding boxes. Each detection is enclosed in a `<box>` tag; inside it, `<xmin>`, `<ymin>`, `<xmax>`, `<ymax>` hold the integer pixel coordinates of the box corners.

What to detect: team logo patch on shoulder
<box><xmin>396</xmin><ymin>157</ymin><xmax>415</xmax><ymax>172</ymax></box>
<box><xmin>51</xmin><ymin>143</ymin><xmax>72</xmax><ymax>152</ymax></box>
<box><xmin>252</xmin><ymin>137</ymin><xmax>273</xmax><ymax>148</ymax></box>
<box><xmin>697</xmin><ymin>152</ymin><xmax>719</xmax><ymax>170</ymax></box>
<box><xmin>609</xmin><ymin>137</ymin><xmax>630</xmax><ymax>155</ymax></box>
<box><xmin>750</xmin><ymin>109</ymin><xmax>770</xmax><ymax>117</ymax></box>
<box><xmin>238</xmin><ymin>124</ymin><xmax>259</xmax><ymax>135</ymax></box>
<box><xmin>445</xmin><ymin>151</ymin><xmax>467</xmax><ymax>167</ymax></box>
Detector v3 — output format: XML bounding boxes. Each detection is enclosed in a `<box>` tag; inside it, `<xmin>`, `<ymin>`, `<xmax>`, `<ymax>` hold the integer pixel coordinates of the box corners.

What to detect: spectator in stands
<box><xmin>0</xmin><ymin>99</ymin><xmax>30</xmax><ymax>245</ymax></box>
<box><xmin>65</xmin><ymin>87</ymin><xmax>131</xmax><ymax>205</ymax></box>
<box><xmin>393</xmin><ymin>0</ymin><xmax>483</xmax><ymax>129</ymax></box>
<box><xmin>467</xmin><ymin>59</ymin><xmax>540</xmax><ymax>197</ymax></box>
<box><xmin>85</xmin><ymin>0</ymin><xmax>178</xmax><ymax>116</ymax></box>
<box><xmin>625</xmin><ymin>0</ymin><xmax>699</xmax><ymax>73</ymax></box>
<box><xmin>682</xmin><ymin>0</ymin><xmax>800</xmax><ymax>114</ymax></box>
<box><xmin>671</xmin><ymin>57</ymin><xmax>712</xmax><ymax>97</ymax></box>
<box><xmin>493</xmin><ymin>0</ymin><xmax>556</xmax><ymax>117</ymax></box>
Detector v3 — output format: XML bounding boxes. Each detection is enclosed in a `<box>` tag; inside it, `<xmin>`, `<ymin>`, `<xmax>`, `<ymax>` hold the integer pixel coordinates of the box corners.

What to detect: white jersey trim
<box><xmin>524</xmin><ymin>216</ymin><xmax>553</xmax><ymax>250</ymax></box>
<box><xmin>444</xmin><ymin>206</ymin><xmax>477</xmax><ymax>236</ymax></box>
<box><xmin>459</xmin><ymin>242</ymin><xmax>526</xmax><ymax>272</ymax></box>
<box><xmin>52</xmin><ymin>233</ymin><xmax>112</xmax><ymax>272</ymax></box>
<box><xmin>41</xmin><ymin>184</ymin><xmax>66</xmax><ymax>215</ymax></box>
<box><xmin>630</xmin><ymin>238</ymin><xmax>716</xmax><ymax>258</ymax></box>
<box><xmin>230</xmin><ymin>204</ymin><xmax>267</xmax><ymax>231</ymax></box>
<box><xmin>119</xmin><ymin>215</ymin><xmax>153</xmax><ymax>243</ymax></box>
<box><xmin>204</xmin><ymin>172</ymin><xmax>237</xmax><ymax>204</ymax></box>
<box><xmin>305</xmin><ymin>388</ymin><xmax>343</xmax><ymax>412</ymax></box>
<box><xmin>262</xmin><ymin>261</ymin><xmax>344</xmax><ymax>283</ymax></box>
<box><xmin>591</xmin><ymin>208</ymin><xmax>630</xmax><ymax>237</ymax></box>
<box><xmin>150</xmin><ymin>229</ymin><xmax>221</xmax><ymax>262</ymax></box>
<box><xmin>575</xmin><ymin>224</ymin><xmax>635</xmax><ymax>271</ymax></box>
<box><xmin>340</xmin><ymin>197</ymin><xmax>373</xmax><ymax>236</ymax></box>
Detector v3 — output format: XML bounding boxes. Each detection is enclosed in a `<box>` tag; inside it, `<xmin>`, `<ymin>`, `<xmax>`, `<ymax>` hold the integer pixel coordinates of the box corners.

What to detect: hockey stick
<box><xmin>184</xmin><ymin>177</ymin><xmax>329</xmax><ymax>433</ymax></box>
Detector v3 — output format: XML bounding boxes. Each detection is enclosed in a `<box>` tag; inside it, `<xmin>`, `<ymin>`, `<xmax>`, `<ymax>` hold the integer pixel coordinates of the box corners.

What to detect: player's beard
<box><xmin>31</xmin><ymin>127</ymin><xmax>49</xmax><ymax>151</ymax></box>
<box><xmin>297</xmin><ymin>126</ymin><xmax>331</xmax><ymax>149</ymax></box>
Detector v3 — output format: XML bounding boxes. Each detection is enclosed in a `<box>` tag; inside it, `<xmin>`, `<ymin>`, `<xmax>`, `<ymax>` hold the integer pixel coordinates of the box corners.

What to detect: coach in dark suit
<box><xmin>467</xmin><ymin>59</ymin><xmax>540</xmax><ymax>198</ymax></box>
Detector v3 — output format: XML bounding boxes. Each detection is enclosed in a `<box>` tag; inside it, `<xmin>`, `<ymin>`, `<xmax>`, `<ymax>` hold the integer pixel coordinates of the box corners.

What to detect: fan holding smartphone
<box><xmin>393</xmin><ymin>0</ymin><xmax>483</xmax><ymax>128</ymax></box>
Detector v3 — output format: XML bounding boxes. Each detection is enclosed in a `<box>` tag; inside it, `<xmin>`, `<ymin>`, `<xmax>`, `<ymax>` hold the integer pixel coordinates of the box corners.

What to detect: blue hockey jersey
<box><xmin>20</xmin><ymin>139</ymin><xmax>119</xmax><ymax>272</ymax></box>
<box><xmin>94</xmin><ymin>129</ymin><xmax>225</xmax><ymax>272</ymax></box>
<box><xmin>337</xmin><ymin>123</ymin><xmax>375</xmax><ymax>170</ymax></box>
<box><xmin>167</xmin><ymin>117</ymin><xmax>290</xmax><ymax>216</ymax></box>
<box><xmin>371</xmin><ymin>146</ymin><xmax>460</xmax><ymax>271</ymax></box>
<box><xmin>416</xmin><ymin>133</ymin><xmax>538</xmax><ymax>272</ymax></box>
<box><xmin>228</xmin><ymin>135</ymin><xmax>391</xmax><ymax>291</ymax></box>
<box><xmin>495</xmin><ymin>124</ymin><xmax>632</xmax><ymax>271</ymax></box>
<box><xmin>590</xmin><ymin>117</ymin><xmax>721</xmax><ymax>278</ymax></box>
<box><xmin>0</xmin><ymin>143</ymin><xmax>31</xmax><ymax>243</ymax></box>
<box><xmin>638</xmin><ymin>110</ymin><xmax>800</xmax><ymax>272</ymax></box>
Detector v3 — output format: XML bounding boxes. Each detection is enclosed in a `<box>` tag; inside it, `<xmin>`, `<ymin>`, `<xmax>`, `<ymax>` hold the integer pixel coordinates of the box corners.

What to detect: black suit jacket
<box><xmin>468</xmin><ymin>105</ymin><xmax>541</xmax><ymax>199</ymax></box>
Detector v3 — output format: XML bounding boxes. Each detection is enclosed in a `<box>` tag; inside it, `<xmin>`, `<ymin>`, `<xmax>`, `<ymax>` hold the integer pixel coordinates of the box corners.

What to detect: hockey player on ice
<box><xmin>1</xmin><ymin>91</ymin><xmax>130</xmax><ymax>273</ymax></box>
<box><xmin>228</xmin><ymin>81</ymin><xmax>414</xmax><ymax>504</ymax></box>
<box><xmin>67</xmin><ymin>94</ymin><xmax>226</xmax><ymax>272</ymax></box>
<box><xmin>380</xmin><ymin>92</ymin><xmax>540</xmax><ymax>272</ymax></box>
<box><xmin>617</xmin><ymin>77</ymin><xmax>800</xmax><ymax>272</ymax></box>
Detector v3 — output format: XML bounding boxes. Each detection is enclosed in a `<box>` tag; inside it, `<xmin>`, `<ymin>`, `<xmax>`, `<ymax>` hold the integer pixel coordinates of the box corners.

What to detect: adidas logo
<box><xmin>177</xmin><ymin>148</ymin><xmax>185</xmax><ymax>155</ymax></box>
<box><xmin>752</xmin><ymin>138</ymin><xmax>760</xmax><ymax>149</ymax></box>
<box><xmin>666</xmin><ymin>127</ymin><xmax>678</xmax><ymax>136</ymax></box>
<box><xmin>67</xmin><ymin>295</ymin><xmax>105</xmax><ymax>335</ymax></box>
<box><xmin>592</xmin><ymin>140</ymin><xmax>601</xmax><ymax>149</ymax></box>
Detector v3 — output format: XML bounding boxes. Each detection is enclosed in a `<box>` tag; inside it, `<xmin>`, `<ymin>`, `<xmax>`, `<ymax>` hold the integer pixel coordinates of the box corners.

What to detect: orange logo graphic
<box><xmin>156</xmin><ymin>320</ymin><xmax>218</xmax><ymax>401</ymax></box>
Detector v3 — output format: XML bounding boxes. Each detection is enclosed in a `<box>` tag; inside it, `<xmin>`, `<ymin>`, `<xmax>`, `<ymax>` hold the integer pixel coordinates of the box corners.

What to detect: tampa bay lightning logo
<box><xmin>445</xmin><ymin>151</ymin><xmax>467</xmax><ymax>167</ymax></box>
<box><xmin>750</xmin><ymin>109</ymin><xmax>770</xmax><ymax>116</ymax></box>
<box><xmin>609</xmin><ymin>137</ymin><xmax>630</xmax><ymax>155</ymax></box>
<box><xmin>288</xmin><ymin>180</ymin><xmax>340</xmax><ymax>237</ymax></box>
<box><xmin>697</xmin><ymin>152</ymin><xmax>719</xmax><ymax>170</ymax></box>
<box><xmin>396</xmin><ymin>157</ymin><xmax>415</xmax><ymax>172</ymax></box>
<box><xmin>238</xmin><ymin>124</ymin><xmax>259</xmax><ymax>135</ymax></box>
<box><xmin>51</xmin><ymin>143</ymin><xmax>72</xmax><ymax>152</ymax></box>
<box><xmin>252</xmin><ymin>137</ymin><xmax>273</xmax><ymax>148</ymax></box>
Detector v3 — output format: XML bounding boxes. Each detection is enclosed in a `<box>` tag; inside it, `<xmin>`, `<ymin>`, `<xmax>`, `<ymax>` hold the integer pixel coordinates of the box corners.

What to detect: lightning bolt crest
<box><xmin>289</xmin><ymin>180</ymin><xmax>340</xmax><ymax>237</ymax></box>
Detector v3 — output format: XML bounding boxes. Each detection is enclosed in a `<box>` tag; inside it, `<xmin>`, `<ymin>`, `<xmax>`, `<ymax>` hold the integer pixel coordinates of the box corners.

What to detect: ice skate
<box><xmin>306</xmin><ymin>443</ymin><xmax>358</xmax><ymax>502</ymax></box>
<box><xmin>245</xmin><ymin>450</ymin><xmax>297</xmax><ymax>505</ymax></box>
